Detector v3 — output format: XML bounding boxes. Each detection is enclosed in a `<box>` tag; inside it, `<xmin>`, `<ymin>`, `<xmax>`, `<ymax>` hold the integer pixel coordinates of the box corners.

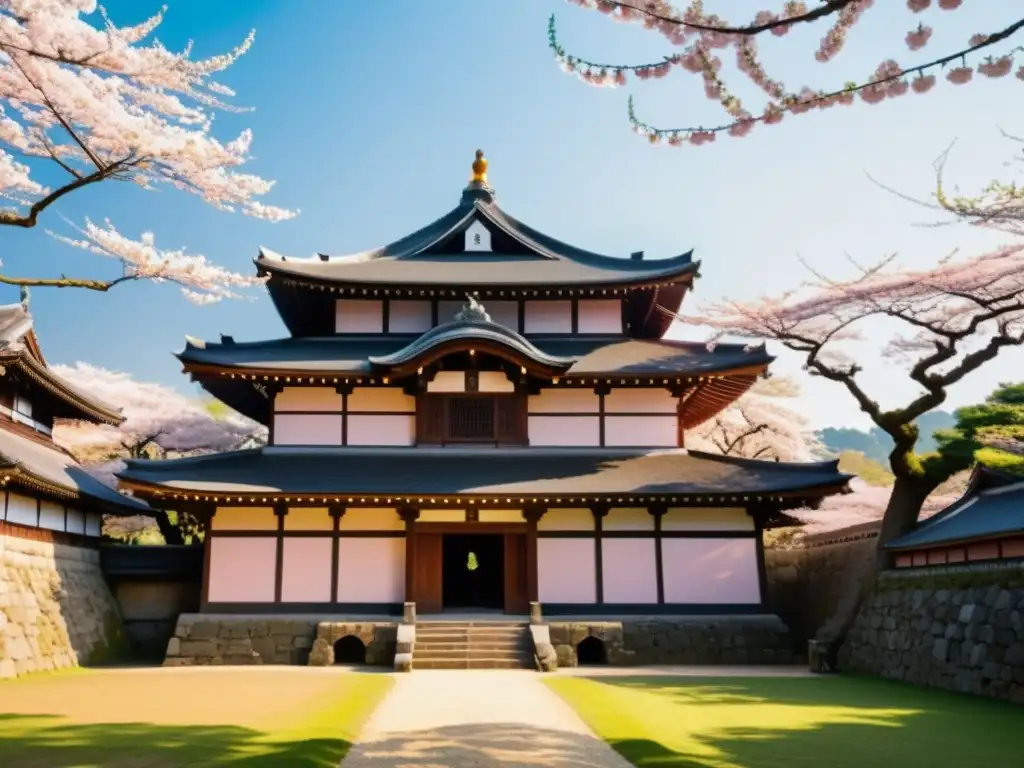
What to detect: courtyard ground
<box><xmin>0</xmin><ymin>666</ymin><xmax>392</xmax><ymax>767</ymax></box>
<box><xmin>546</xmin><ymin>674</ymin><xmax>1024</xmax><ymax>768</ymax></box>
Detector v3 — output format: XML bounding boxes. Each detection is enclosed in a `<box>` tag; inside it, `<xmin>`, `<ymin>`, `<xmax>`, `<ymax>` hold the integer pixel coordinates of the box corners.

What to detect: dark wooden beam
<box><xmin>273</xmin><ymin>504</ymin><xmax>287</xmax><ymax>604</ymax></box>
<box><xmin>591</xmin><ymin>504</ymin><xmax>609</xmax><ymax>604</ymax></box>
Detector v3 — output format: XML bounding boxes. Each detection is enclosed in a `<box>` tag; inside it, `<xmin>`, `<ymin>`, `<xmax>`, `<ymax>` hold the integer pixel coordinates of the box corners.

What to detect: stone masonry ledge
<box><xmin>164</xmin><ymin>614</ymin><xmax>397</xmax><ymax>668</ymax></box>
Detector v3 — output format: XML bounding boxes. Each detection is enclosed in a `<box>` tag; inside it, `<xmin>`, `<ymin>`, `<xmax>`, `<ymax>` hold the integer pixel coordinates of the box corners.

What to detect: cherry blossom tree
<box><xmin>0</xmin><ymin>0</ymin><xmax>294</xmax><ymax>303</ymax></box>
<box><xmin>549</xmin><ymin>1</ymin><xmax>1024</xmax><ymax>147</ymax></box>
<box><xmin>688</xmin><ymin>374</ymin><xmax>820</xmax><ymax>460</ymax></box>
<box><xmin>53</xmin><ymin>362</ymin><xmax>266</xmax><ymax>544</ymax></box>
<box><xmin>679</xmin><ymin>242</ymin><xmax>1024</xmax><ymax>564</ymax></box>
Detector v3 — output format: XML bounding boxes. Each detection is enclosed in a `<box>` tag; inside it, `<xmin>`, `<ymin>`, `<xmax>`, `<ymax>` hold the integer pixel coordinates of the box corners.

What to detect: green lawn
<box><xmin>546</xmin><ymin>675</ymin><xmax>1024</xmax><ymax>768</ymax></box>
<box><xmin>0</xmin><ymin>668</ymin><xmax>393</xmax><ymax>767</ymax></box>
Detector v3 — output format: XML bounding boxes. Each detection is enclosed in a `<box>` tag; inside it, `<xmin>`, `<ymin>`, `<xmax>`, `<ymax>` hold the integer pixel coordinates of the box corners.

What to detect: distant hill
<box><xmin>818</xmin><ymin>410</ymin><xmax>955</xmax><ymax>462</ymax></box>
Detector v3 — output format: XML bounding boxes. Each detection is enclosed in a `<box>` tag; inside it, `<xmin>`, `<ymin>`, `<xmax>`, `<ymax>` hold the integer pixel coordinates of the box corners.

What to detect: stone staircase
<box><xmin>412</xmin><ymin>621</ymin><xmax>534</xmax><ymax>670</ymax></box>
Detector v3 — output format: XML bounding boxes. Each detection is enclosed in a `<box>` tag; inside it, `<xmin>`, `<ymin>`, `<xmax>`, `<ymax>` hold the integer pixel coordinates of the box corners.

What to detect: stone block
<box><xmin>394</xmin><ymin>652</ymin><xmax>412</xmax><ymax>672</ymax></box>
<box><xmin>187</xmin><ymin>621</ymin><xmax>221</xmax><ymax>639</ymax></box>
<box><xmin>166</xmin><ymin>637</ymin><xmax>181</xmax><ymax>657</ymax></box>
<box><xmin>178</xmin><ymin>639</ymin><xmax>219</xmax><ymax>657</ymax></box>
<box><xmin>308</xmin><ymin>638</ymin><xmax>333</xmax><ymax>666</ymax></box>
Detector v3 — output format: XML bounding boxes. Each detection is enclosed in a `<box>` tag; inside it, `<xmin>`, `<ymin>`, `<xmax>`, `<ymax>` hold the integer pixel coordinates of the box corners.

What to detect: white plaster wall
<box><xmin>524</xmin><ymin>301</ymin><xmax>572</xmax><ymax>333</ymax></box>
<box><xmin>528</xmin><ymin>389</ymin><xmax>599</xmax><ymax>413</ymax></box>
<box><xmin>602</xmin><ymin>538</ymin><xmax>658</xmax><ymax>603</ymax></box>
<box><xmin>336</xmin><ymin>537</ymin><xmax>405</xmax><ymax>603</ymax></box>
<box><xmin>347</xmin><ymin>387</ymin><xmax>415</xmax><ymax>413</ymax></box>
<box><xmin>538</xmin><ymin>539</ymin><xmax>596</xmax><ymax>603</ymax></box>
<box><xmin>478</xmin><ymin>509</ymin><xmax>524</xmax><ymax>523</ymax></box>
<box><xmin>604</xmin><ymin>388</ymin><xmax>677</xmax><ymax>413</ymax></box>
<box><xmin>662</xmin><ymin>507</ymin><xmax>753</xmax><ymax>532</ymax></box>
<box><xmin>528</xmin><ymin>416</ymin><xmax>600</xmax><ymax>446</ymax></box>
<box><xmin>604</xmin><ymin>507</ymin><xmax>654</xmax><ymax>531</ymax></box>
<box><xmin>389</xmin><ymin>300</ymin><xmax>432</xmax><ymax>333</ymax></box>
<box><xmin>538</xmin><ymin>508</ymin><xmax>594</xmax><ymax>531</ymax></box>
<box><xmin>208</xmin><ymin>537</ymin><xmax>276</xmax><ymax>603</ymax></box>
<box><xmin>437</xmin><ymin>300</ymin><xmax>463</xmax><ymax>324</ymax></box>
<box><xmin>274</xmin><ymin>414</ymin><xmax>343</xmax><ymax>446</ymax></box>
<box><xmin>213</xmin><ymin>507</ymin><xmax>277</xmax><ymax>531</ymax></box>
<box><xmin>284</xmin><ymin>507</ymin><xmax>333</xmax><ymax>531</ymax></box>
<box><xmin>479</xmin><ymin>372</ymin><xmax>515</xmax><ymax>392</ymax></box>
<box><xmin>661</xmin><ymin>538</ymin><xmax>761</xmax><ymax>604</ymax></box>
<box><xmin>6</xmin><ymin>493</ymin><xmax>35</xmax><ymax>526</ymax></box>
<box><xmin>66</xmin><ymin>508</ymin><xmax>85</xmax><ymax>535</ymax></box>
<box><xmin>85</xmin><ymin>513</ymin><xmax>102</xmax><ymax>538</ymax></box>
<box><xmin>338</xmin><ymin>508</ymin><xmax>403</xmax><ymax>531</ymax></box>
<box><xmin>275</xmin><ymin>387</ymin><xmax>343</xmax><ymax>412</ymax></box>
<box><xmin>427</xmin><ymin>371</ymin><xmax>466</xmax><ymax>393</ymax></box>
<box><xmin>38</xmin><ymin>501</ymin><xmax>64</xmax><ymax>531</ymax></box>
<box><xmin>347</xmin><ymin>414</ymin><xmax>415</xmax><ymax>446</ymax></box>
<box><xmin>280</xmin><ymin>538</ymin><xmax>333</xmax><ymax>603</ymax></box>
<box><xmin>603</xmin><ymin>415</ymin><xmax>678</xmax><ymax>447</ymax></box>
<box><xmin>335</xmin><ymin>299</ymin><xmax>383</xmax><ymax>333</ymax></box>
<box><xmin>577</xmin><ymin>299</ymin><xmax>622</xmax><ymax>333</ymax></box>
<box><xmin>482</xmin><ymin>301</ymin><xmax>519</xmax><ymax>330</ymax></box>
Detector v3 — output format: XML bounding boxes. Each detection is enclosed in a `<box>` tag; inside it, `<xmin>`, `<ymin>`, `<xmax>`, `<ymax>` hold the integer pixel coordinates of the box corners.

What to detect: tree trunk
<box><xmin>153</xmin><ymin>510</ymin><xmax>185</xmax><ymax>546</ymax></box>
<box><xmin>874</xmin><ymin>474</ymin><xmax>934</xmax><ymax>569</ymax></box>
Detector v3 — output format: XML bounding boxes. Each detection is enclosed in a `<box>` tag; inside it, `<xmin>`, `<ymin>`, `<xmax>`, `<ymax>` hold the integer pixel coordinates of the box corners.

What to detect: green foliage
<box><xmin>836</xmin><ymin>451</ymin><xmax>894</xmax><ymax>486</ymax></box>
<box><xmin>935</xmin><ymin>381</ymin><xmax>1024</xmax><ymax>476</ymax></box>
<box><xmin>466</xmin><ymin>551</ymin><xmax>479</xmax><ymax>571</ymax></box>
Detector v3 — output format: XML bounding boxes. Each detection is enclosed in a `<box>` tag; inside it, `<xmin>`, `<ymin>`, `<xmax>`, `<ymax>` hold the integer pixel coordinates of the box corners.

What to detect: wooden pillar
<box><xmin>273</xmin><ymin>504</ymin><xmax>287</xmax><ymax>604</ymax></box>
<box><xmin>399</xmin><ymin>507</ymin><xmax>419</xmax><ymax>604</ymax></box>
<box><xmin>200</xmin><ymin>505</ymin><xmax>217</xmax><ymax>611</ymax></box>
<box><xmin>594</xmin><ymin>383</ymin><xmax>609</xmax><ymax>448</ymax></box>
<box><xmin>748</xmin><ymin>502</ymin><xmax>771</xmax><ymax>611</ymax></box>
<box><xmin>650</xmin><ymin>503</ymin><xmax>667</xmax><ymax>605</ymax></box>
<box><xmin>336</xmin><ymin>383</ymin><xmax>353</xmax><ymax>447</ymax></box>
<box><xmin>591</xmin><ymin>504</ymin><xmax>609</xmax><ymax>605</ymax></box>
<box><xmin>329</xmin><ymin>505</ymin><xmax>345</xmax><ymax>604</ymax></box>
<box><xmin>523</xmin><ymin>505</ymin><xmax>546</xmax><ymax>603</ymax></box>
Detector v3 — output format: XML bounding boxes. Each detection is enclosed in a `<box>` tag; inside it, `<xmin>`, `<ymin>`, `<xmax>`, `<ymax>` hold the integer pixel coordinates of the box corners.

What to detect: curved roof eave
<box><xmin>368</xmin><ymin>320</ymin><xmax>577</xmax><ymax>370</ymax></box>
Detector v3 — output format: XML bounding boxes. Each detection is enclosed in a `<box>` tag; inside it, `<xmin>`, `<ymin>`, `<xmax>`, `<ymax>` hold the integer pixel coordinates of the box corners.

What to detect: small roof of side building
<box><xmin>887</xmin><ymin>466</ymin><xmax>1024</xmax><ymax>552</ymax></box>
<box><xmin>0</xmin><ymin>296</ymin><xmax>122</xmax><ymax>425</ymax></box>
<box><xmin>255</xmin><ymin>153</ymin><xmax>699</xmax><ymax>338</ymax></box>
<box><xmin>0</xmin><ymin>427</ymin><xmax>149</xmax><ymax>514</ymax></box>
<box><xmin>119</xmin><ymin>447</ymin><xmax>851</xmax><ymax>512</ymax></box>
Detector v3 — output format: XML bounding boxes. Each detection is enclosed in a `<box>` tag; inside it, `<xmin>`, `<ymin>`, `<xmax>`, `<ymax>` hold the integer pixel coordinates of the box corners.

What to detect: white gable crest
<box><xmin>464</xmin><ymin>220</ymin><xmax>491</xmax><ymax>252</ymax></box>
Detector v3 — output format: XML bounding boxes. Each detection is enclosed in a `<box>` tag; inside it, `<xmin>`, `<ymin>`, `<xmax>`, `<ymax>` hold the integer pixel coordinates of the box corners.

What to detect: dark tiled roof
<box><xmin>0</xmin><ymin>300</ymin><xmax>122</xmax><ymax>425</ymax></box>
<box><xmin>0</xmin><ymin>428</ymin><xmax>149</xmax><ymax>513</ymax></box>
<box><xmin>178</xmin><ymin>334</ymin><xmax>771</xmax><ymax>377</ymax></box>
<box><xmin>255</xmin><ymin>190</ymin><xmax>698</xmax><ymax>288</ymax></box>
<box><xmin>887</xmin><ymin>478</ymin><xmax>1024</xmax><ymax>551</ymax></box>
<box><xmin>119</xmin><ymin>447</ymin><xmax>849</xmax><ymax>500</ymax></box>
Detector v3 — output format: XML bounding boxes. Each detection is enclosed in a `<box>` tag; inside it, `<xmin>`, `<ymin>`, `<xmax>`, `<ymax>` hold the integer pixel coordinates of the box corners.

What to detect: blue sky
<box><xmin>6</xmin><ymin>0</ymin><xmax>1022</xmax><ymax>430</ymax></box>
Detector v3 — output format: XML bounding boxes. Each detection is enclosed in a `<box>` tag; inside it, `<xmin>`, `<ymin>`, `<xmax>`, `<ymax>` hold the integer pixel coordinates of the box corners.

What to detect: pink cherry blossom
<box><xmin>905</xmin><ymin>25</ymin><xmax>933</xmax><ymax>51</ymax></box>
<box><xmin>946</xmin><ymin>66</ymin><xmax>974</xmax><ymax>84</ymax></box>
<box><xmin>906</xmin><ymin>0</ymin><xmax>931</xmax><ymax>11</ymax></box>
<box><xmin>912</xmin><ymin>73</ymin><xmax>937</xmax><ymax>92</ymax></box>
<box><xmin>970</xmin><ymin>34</ymin><xmax>991</xmax><ymax>46</ymax></box>
<box><xmin>978</xmin><ymin>56</ymin><xmax>1014</xmax><ymax>78</ymax></box>
<box><xmin>938</xmin><ymin>0</ymin><xmax>963</xmax><ymax>9</ymax></box>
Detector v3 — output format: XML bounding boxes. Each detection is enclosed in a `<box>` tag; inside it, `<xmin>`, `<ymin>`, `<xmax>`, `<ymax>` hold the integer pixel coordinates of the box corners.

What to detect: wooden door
<box><xmin>415</xmin><ymin>533</ymin><xmax>443</xmax><ymax>614</ymax></box>
<box><xmin>503</xmin><ymin>533</ymin><xmax>529</xmax><ymax>615</ymax></box>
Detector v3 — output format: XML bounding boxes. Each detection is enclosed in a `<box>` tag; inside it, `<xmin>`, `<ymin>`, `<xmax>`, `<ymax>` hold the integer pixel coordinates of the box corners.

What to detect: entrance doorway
<box><xmin>442</xmin><ymin>534</ymin><xmax>504</xmax><ymax>610</ymax></box>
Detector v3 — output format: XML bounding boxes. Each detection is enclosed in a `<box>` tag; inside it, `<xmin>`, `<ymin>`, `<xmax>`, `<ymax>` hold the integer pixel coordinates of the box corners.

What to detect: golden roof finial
<box><xmin>471</xmin><ymin>149</ymin><xmax>488</xmax><ymax>184</ymax></box>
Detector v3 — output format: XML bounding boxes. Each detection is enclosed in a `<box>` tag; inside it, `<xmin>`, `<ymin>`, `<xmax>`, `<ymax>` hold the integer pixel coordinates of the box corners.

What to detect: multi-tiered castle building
<box><xmin>119</xmin><ymin>152</ymin><xmax>849</xmax><ymax>619</ymax></box>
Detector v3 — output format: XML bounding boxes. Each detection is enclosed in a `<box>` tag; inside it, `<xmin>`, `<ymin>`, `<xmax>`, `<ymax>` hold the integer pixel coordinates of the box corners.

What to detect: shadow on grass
<box><xmin>0</xmin><ymin>714</ymin><xmax>351</xmax><ymax>768</ymax></box>
<box><xmin>555</xmin><ymin>676</ymin><xmax>1024</xmax><ymax>768</ymax></box>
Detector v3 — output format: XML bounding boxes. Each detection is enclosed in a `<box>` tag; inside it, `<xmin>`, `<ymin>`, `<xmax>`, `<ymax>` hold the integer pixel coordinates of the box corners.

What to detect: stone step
<box><xmin>414</xmin><ymin>656</ymin><xmax>535</xmax><ymax>670</ymax></box>
<box><xmin>415</xmin><ymin>640</ymin><xmax>528</xmax><ymax>652</ymax></box>
<box><xmin>414</xmin><ymin>631</ymin><xmax>525</xmax><ymax>642</ymax></box>
<box><xmin>416</xmin><ymin>622</ymin><xmax>528</xmax><ymax>631</ymax></box>
<box><xmin>413</xmin><ymin>647</ymin><xmax>530</xmax><ymax>660</ymax></box>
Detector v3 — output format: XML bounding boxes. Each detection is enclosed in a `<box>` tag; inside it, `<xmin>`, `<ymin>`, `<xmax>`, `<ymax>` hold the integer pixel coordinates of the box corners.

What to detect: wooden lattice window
<box><xmin>417</xmin><ymin>394</ymin><xmax>526</xmax><ymax>445</ymax></box>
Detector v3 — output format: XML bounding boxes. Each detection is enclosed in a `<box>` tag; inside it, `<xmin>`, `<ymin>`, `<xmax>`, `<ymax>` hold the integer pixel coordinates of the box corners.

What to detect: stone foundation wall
<box><xmin>0</xmin><ymin>532</ymin><xmax>127</xmax><ymax>678</ymax></box>
<box><xmin>765</xmin><ymin>524</ymin><xmax>879</xmax><ymax>650</ymax></box>
<box><xmin>112</xmin><ymin>581</ymin><xmax>200</xmax><ymax>659</ymax></box>
<box><xmin>164</xmin><ymin>615</ymin><xmax>397</xmax><ymax>667</ymax></box>
<box><xmin>839</xmin><ymin>564</ymin><xmax>1024</xmax><ymax>703</ymax></box>
<box><xmin>548</xmin><ymin>615</ymin><xmax>795</xmax><ymax>667</ymax></box>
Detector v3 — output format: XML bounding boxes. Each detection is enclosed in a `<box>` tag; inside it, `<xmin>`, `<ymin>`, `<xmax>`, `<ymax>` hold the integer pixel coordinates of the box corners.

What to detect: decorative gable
<box><xmin>464</xmin><ymin>220</ymin><xmax>491</xmax><ymax>252</ymax></box>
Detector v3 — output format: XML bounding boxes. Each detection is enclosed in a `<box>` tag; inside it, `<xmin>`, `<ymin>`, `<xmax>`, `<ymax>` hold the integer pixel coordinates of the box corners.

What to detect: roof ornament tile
<box><xmin>462</xmin><ymin>149</ymin><xmax>495</xmax><ymax>204</ymax></box>
<box><xmin>454</xmin><ymin>292</ymin><xmax>491</xmax><ymax>324</ymax></box>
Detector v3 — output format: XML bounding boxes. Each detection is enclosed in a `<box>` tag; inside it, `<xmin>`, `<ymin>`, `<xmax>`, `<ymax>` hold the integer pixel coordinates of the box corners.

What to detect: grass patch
<box><xmin>547</xmin><ymin>675</ymin><xmax>1024</xmax><ymax>768</ymax></box>
<box><xmin>0</xmin><ymin>670</ymin><xmax>392</xmax><ymax>767</ymax></box>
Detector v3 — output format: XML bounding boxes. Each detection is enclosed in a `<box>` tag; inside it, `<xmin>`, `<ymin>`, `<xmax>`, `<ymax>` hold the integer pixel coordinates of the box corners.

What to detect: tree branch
<box><xmin>0</xmin><ymin>163</ymin><xmax>128</xmax><ymax>228</ymax></box>
<box><xmin>0</xmin><ymin>272</ymin><xmax>136</xmax><ymax>292</ymax></box>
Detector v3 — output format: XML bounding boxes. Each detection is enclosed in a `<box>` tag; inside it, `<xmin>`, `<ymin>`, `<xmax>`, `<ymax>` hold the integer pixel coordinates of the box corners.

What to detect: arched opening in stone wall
<box><xmin>576</xmin><ymin>636</ymin><xmax>607</xmax><ymax>666</ymax></box>
<box><xmin>333</xmin><ymin>635</ymin><xmax>367</xmax><ymax>664</ymax></box>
